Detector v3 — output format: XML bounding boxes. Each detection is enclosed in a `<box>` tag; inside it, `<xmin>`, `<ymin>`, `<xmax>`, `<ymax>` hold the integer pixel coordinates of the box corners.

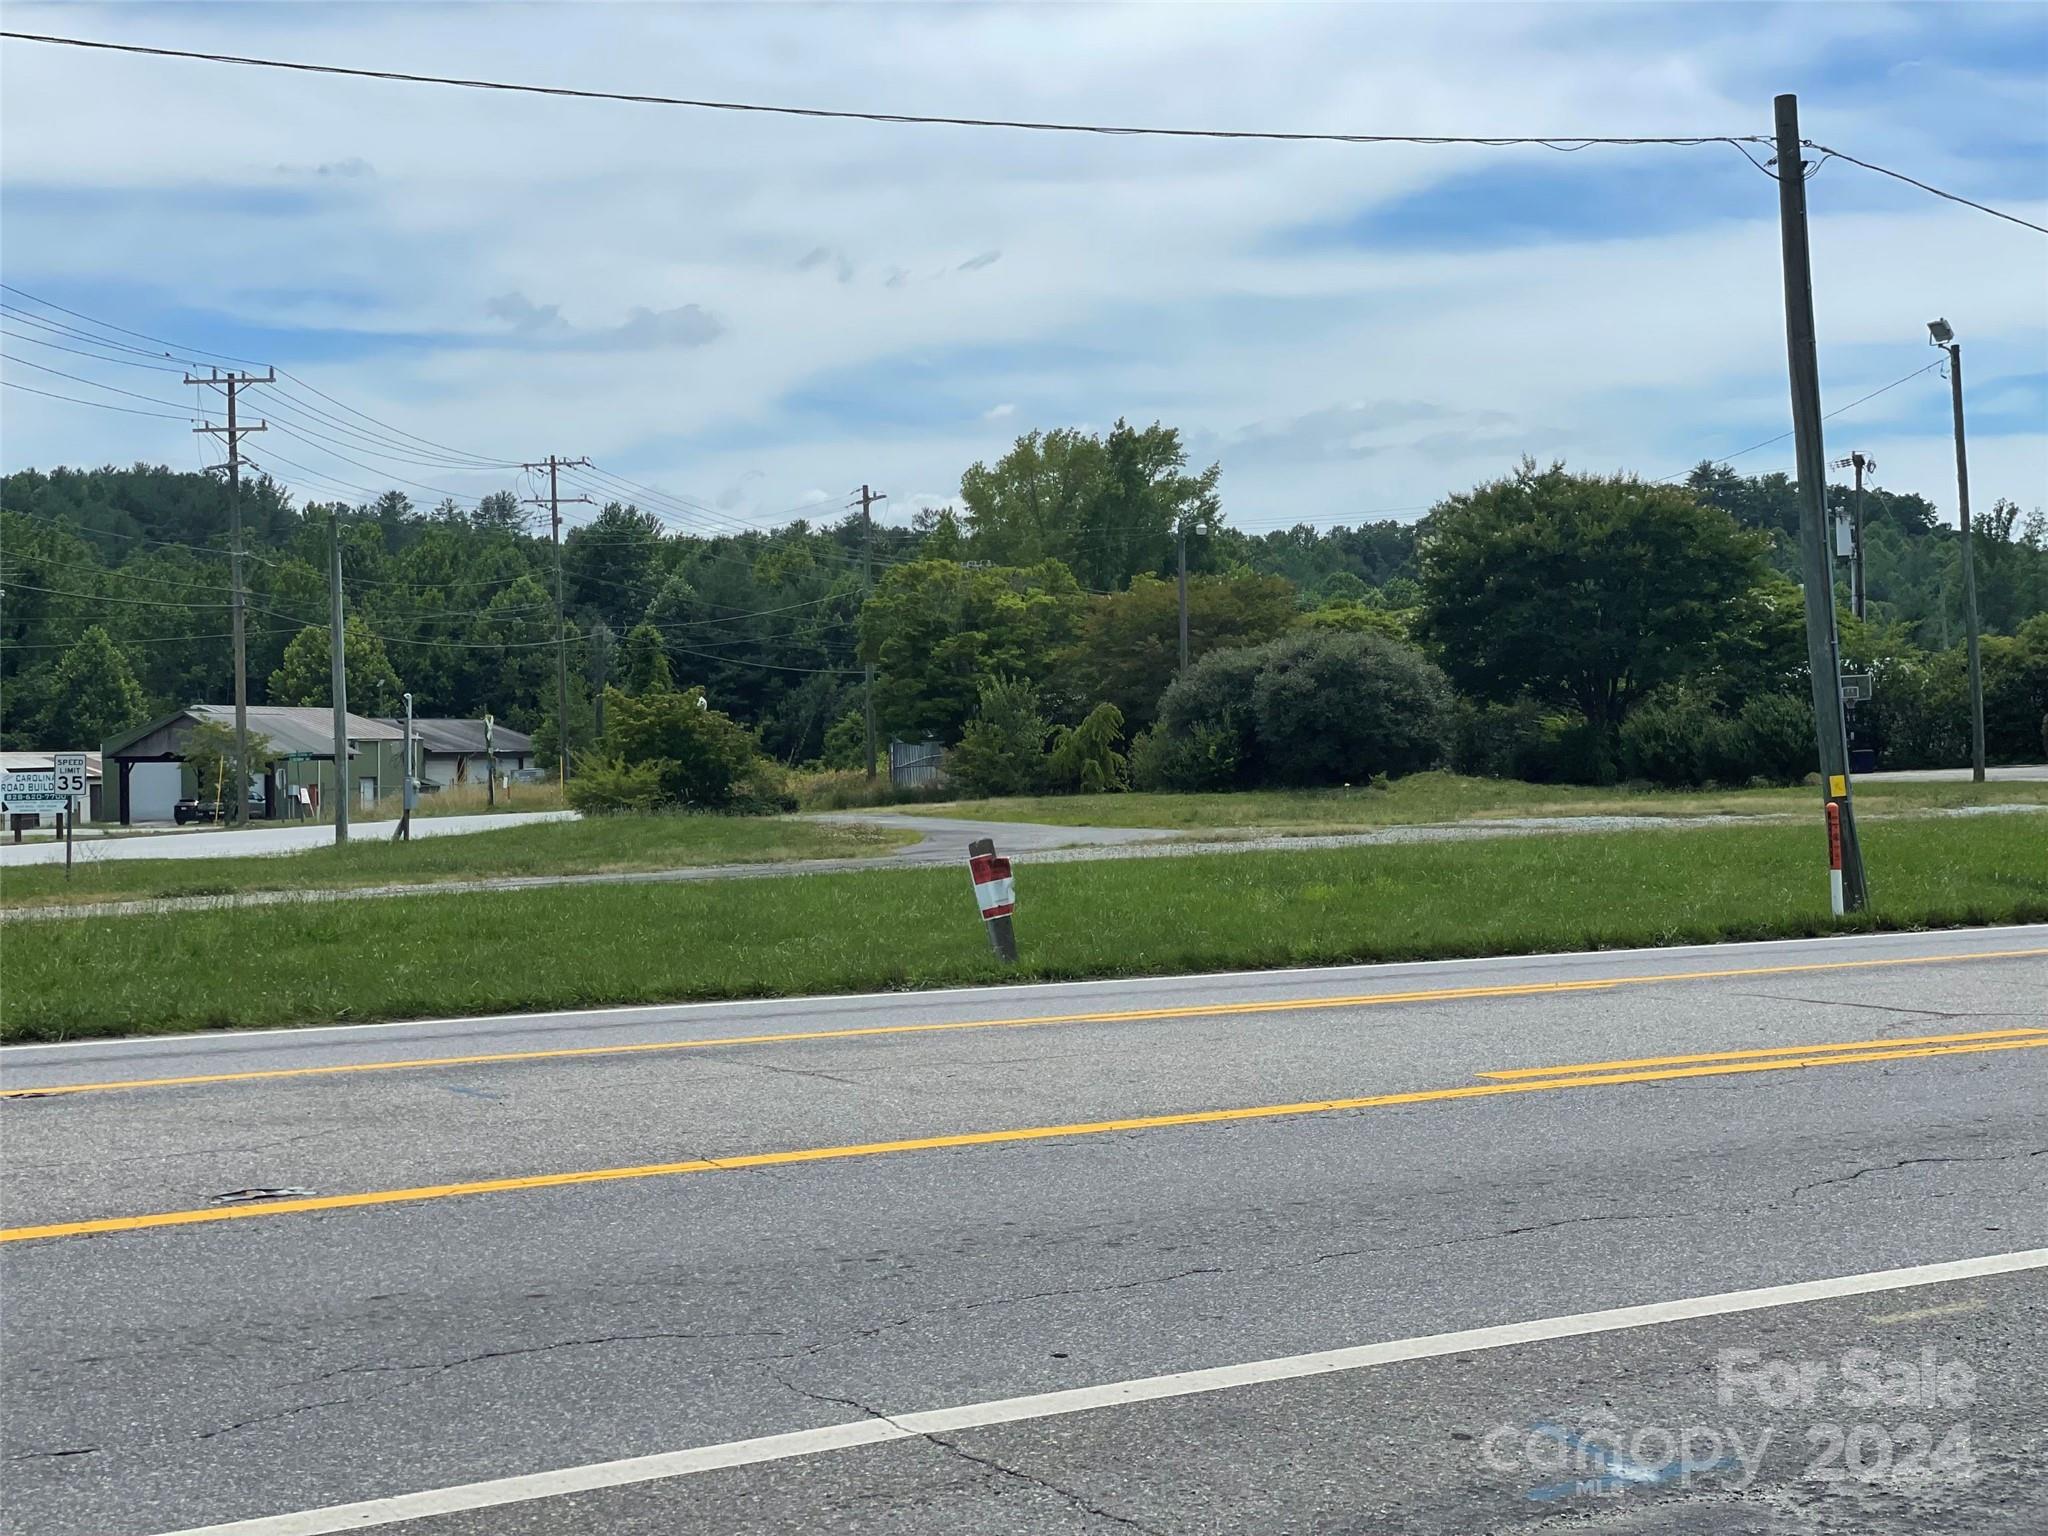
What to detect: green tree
<box><xmin>266</xmin><ymin>619</ymin><xmax>404</xmax><ymax>714</ymax></box>
<box><xmin>1059</xmin><ymin>573</ymin><xmax>1297</xmax><ymax>731</ymax></box>
<box><xmin>1048</xmin><ymin>702</ymin><xmax>1129</xmax><ymax>793</ymax></box>
<box><xmin>591</xmin><ymin>685</ymin><xmax>769</xmax><ymax>809</ymax></box>
<box><xmin>945</xmin><ymin>676</ymin><xmax>1054</xmax><ymax>797</ymax></box>
<box><xmin>1417</xmin><ymin>461</ymin><xmax>1769</xmax><ymax>735</ymax></box>
<box><xmin>181</xmin><ymin>720</ymin><xmax>279</xmax><ymax>808</ymax></box>
<box><xmin>564</xmin><ymin>502</ymin><xmax>665</xmax><ymax>630</ymax></box>
<box><xmin>960</xmin><ymin>420</ymin><xmax>1220</xmax><ymax>590</ymax></box>
<box><xmin>619</xmin><ymin>622</ymin><xmax>675</xmax><ymax>694</ymax></box>
<box><xmin>860</xmin><ymin>559</ymin><xmax>1086</xmax><ymax>741</ymax></box>
<box><xmin>35</xmin><ymin>625</ymin><xmax>150</xmax><ymax>748</ymax></box>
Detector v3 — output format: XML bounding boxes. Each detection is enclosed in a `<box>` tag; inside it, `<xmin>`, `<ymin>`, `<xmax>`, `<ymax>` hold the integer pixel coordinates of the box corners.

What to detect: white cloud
<box><xmin>0</xmin><ymin>0</ymin><xmax>2041</xmax><ymax>530</ymax></box>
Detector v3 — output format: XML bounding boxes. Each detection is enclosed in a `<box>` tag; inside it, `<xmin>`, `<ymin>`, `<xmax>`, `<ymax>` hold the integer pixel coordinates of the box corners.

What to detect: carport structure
<box><xmin>101</xmin><ymin>705</ymin><xmax>404</xmax><ymax>825</ymax></box>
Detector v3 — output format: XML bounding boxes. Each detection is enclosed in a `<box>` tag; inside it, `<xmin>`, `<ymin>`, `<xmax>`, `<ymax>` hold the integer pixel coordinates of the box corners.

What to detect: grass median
<box><xmin>0</xmin><ymin>814</ymin><xmax>918</xmax><ymax>910</ymax></box>
<box><xmin>3</xmin><ymin>814</ymin><xmax>2042</xmax><ymax>1042</ymax></box>
<box><xmin>892</xmin><ymin>771</ymin><xmax>2048</xmax><ymax>833</ymax></box>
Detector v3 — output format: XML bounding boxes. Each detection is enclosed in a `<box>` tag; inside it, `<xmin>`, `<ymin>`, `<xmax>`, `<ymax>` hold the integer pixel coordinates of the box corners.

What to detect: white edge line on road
<box><xmin>151</xmin><ymin>1246</ymin><xmax>2048</xmax><ymax>1536</ymax></box>
<box><xmin>9</xmin><ymin>922</ymin><xmax>2045</xmax><ymax>1057</ymax></box>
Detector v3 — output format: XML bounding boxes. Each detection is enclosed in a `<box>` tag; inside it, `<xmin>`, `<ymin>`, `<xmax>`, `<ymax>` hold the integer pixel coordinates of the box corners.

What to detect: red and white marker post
<box><xmin>1825</xmin><ymin>801</ymin><xmax>1845</xmax><ymax>917</ymax></box>
<box><xmin>967</xmin><ymin>836</ymin><xmax>1018</xmax><ymax>963</ymax></box>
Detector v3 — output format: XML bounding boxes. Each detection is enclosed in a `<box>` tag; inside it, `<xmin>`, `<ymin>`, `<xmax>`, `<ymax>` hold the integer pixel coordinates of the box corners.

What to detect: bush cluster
<box><xmin>1131</xmin><ymin>630</ymin><xmax>1453</xmax><ymax>791</ymax></box>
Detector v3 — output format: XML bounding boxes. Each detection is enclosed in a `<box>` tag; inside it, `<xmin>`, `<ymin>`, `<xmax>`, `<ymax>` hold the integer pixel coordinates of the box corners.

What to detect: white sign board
<box><xmin>52</xmin><ymin>753</ymin><xmax>88</xmax><ymax>797</ymax></box>
<box><xmin>1</xmin><ymin>770</ymin><xmax>69</xmax><ymax>813</ymax></box>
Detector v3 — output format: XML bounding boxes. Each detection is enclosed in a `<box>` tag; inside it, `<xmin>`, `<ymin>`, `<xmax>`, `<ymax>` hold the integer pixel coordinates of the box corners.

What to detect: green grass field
<box><xmin>4</xmin><ymin>815</ymin><xmax>2041</xmax><ymax>1041</ymax></box>
<box><xmin>890</xmin><ymin>771</ymin><xmax>2048</xmax><ymax>833</ymax></box>
<box><xmin>0</xmin><ymin>813</ymin><xmax>917</xmax><ymax>910</ymax></box>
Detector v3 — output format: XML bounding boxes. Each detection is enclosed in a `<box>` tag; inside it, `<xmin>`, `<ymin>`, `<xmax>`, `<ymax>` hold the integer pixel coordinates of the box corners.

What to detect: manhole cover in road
<box><xmin>209</xmin><ymin>1187</ymin><xmax>316</xmax><ymax>1205</ymax></box>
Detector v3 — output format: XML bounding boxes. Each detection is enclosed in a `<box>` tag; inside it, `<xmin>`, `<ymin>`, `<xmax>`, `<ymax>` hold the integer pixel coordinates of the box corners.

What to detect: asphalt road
<box><xmin>2</xmin><ymin>927</ymin><xmax>2044</xmax><ymax>1535</ymax></box>
<box><xmin>0</xmin><ymin>810</ymin><xmax>578</xmax><ymax>869</ymax></box>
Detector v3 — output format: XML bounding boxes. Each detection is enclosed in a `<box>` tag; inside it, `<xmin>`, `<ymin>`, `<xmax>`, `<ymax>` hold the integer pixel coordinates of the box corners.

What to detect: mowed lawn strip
<box><xmin>892</xmin><ymin>770</ymin><xmax>2048</xmax><ymax>833</ymax></box>
<box><xmin>4</xmin><ymin>817</ymin><xmax>2044</xmax><ymax>1041</ymax></box>
<box><xmin>0</xmin><ymin>814</ymin><xmax>919</xmax><ymax>911</ymax></box>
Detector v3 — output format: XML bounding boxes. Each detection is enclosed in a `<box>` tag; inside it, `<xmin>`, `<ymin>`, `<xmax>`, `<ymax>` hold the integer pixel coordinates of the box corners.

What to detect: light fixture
<box><xmin>1927</xmin><ymin>318</ymin><xmax>1954</xmax><ymax>346</ymax></box>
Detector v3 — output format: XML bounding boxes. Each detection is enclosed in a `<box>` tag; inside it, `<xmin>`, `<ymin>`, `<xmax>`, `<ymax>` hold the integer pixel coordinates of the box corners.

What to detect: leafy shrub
<box><xmin>1251</xmin><ymin>630</ymin><xmax>1453</xmax><ymax>785</ymax></box>
<box><xmin>1048</xmin><ymin>702</ymin><xmax>1128</xmax><ymax>793</ymax></box>
<box><xmin>565</xmin><ymin>755</ymin><xmax>666</xmax><ymax>814</ymax></box>
<box><xmin>1128</xmin><ymin>722</ymin><xmax>1240</xmax><ymax>791</ymax></box>
<box><xmin>1449</xmin><ymin>704</ymin><xmax>1556</xmax><ymax>786</ymax></box>
<box><xmin>945</xmin><ymin>675</ymin><xmax>1053</xmax><ymax>797</ymax></box>
<box><xmin>1147</xmin><ymin>643</ymin><xmax>1268</xmax><ymax>787</ymax></box>
<box><xmin>1137</xmin><ymin>630</ymin><xmax>1451</xmax><ymax>790</ymax></box>
<box><xmin>586</xmin><ymin>685</ymin><xmax>777</xmax><ymax>810</ymax></box>
<box><xmin>1618</xmin><ymin>690</ymin><xmax>1815</xmax><ymax>787</ymax></box>
<box><xmin>1618</xmin><ymin>695</ymin><xmax>1712</xmax><ymax>786</ymax></box>
<box><xmin>1730</xmin><ymin>693</ymin><xmax>1816</xmax><ymax>785</ymax></box>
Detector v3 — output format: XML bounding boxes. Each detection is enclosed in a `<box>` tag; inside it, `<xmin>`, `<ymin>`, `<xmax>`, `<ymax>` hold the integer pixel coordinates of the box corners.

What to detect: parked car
<box><xmin>173</xmin><ymin>795</ymin><xmax>267</xmax><ymax>825</ymax></box>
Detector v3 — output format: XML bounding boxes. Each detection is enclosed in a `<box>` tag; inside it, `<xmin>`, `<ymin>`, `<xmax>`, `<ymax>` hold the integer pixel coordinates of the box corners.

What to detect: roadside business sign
<box><xmin>0</xmin><ymin>770</ymin><xmax>70</xmax><ymax>812</ymax></box>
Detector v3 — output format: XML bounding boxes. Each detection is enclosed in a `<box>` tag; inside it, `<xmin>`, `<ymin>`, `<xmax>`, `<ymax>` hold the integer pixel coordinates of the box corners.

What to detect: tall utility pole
<box><xmin>1176</xmin><ymin>524</ymin><xmax>1190</xmax><ymax>673</ymax></box>
<box><xmin>1772</xmin><ymin>93</ymin><xmax>1867</xmax><ymax>912</ymax></box>
<box><xmin>589</xmin><ymin>620</ymin><xmax>614</xmax><ymax>739</ymax></box>
<box><xmin>1827</xmin><ymin>451</ymin><xmax>1874</xmax><ymax>619</ymax></box>
<box><xmin>189</xmin><ymin>366</ymin><xmax>275</xmax><ymax>825</ymax></box>
<box><xmin>523</xmin><ymin>456</ymin><xmax>592</xmax><ymax>786</ymax></box>
<box><xmin>1929</xmin><ymin>322</ymin><xmax>1986</xmax><ymax>783</ymax></box>
<box><xmin>329</xmin><ymin>509</ymin><xmax>350</xmax><ymax>846</ymax></box>
<box><xmin>1848</xmin><ymin>451</ymin><xmax>1871</xmax><ymax>620</ymax></box>
<box><xmin>852</xmin><ymin>484</ymin><xmax>885</xmax><ymax>780</ymax></box>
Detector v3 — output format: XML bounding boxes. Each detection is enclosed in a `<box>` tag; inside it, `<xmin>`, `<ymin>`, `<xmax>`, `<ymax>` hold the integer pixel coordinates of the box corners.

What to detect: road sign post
<box><xmin>967</xmin><ymin>836</ymin><xmax>1018</xmax><ymax>964</ymax></box>
<box><xmin>53</xmin><ymin>753</ymin><xmax>85</xmax><ymax>878</ymax></box>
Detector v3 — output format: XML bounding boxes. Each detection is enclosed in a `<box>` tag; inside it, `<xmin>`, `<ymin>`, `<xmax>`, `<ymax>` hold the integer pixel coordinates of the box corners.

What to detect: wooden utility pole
<box><xmin>1176</xmin><ymin>524</ymin><xmax>1190</xmax><ymax>674</ymax></box>
<box><xmin>1773</xmin><ymin>93</ymin><xmax>1867</xmax><ymax>911</ymax></box>
<box><xmin>523</xmin><ymin>456</ymin><xmax>592</xmax><ymax>786</ymax></box>
<box><xmin>189</xmin><ymin>366</ymin><xmax>275</xmax><ymax>826</ymax></box>
<box><xmin>1934</xmin><ymin>335</ymin><xmax>1987</xmax><ymax>783</ymax></box>
<box><xmin>329</xmin><ymin>509</ymin><xmax>350</xmax><ymax>845</ymax></box>
<box><xmin>852</xmin><ymin>484</ymin><xmax>885</xmax><ymax>780</ymax></box>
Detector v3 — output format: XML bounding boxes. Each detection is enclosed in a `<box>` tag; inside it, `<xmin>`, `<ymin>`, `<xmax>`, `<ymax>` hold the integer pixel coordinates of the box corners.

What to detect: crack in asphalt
<box><xmin>3</xmin><ymin>1127</ymin><xmax>347</xmax><ymax>1174</ymax></box>
<box><xmin>1791</xmin><ymin>1149</ymin><xmax>2048</xmax><ymax>1199</ymax></box>
<box><xmin>293</xmin><ymin>1328</ymin><xmax>788</xmax><ymax>1389</ymax></box>
<box><xmin>5</xmin><ymin>1445</ymin><xmax>99</xmax><ymax>1460</ymax></box>
<box><xmin>1734</xmin><ymin>992</ymin><xmax>2040</xmax><ymax>1024</ymax></box>
<box><xmin>960</xmin><ymin>1265</ymin><xmax>1225</xmax><ymax>1311</ymax></box>
<box><xmin>773</xmin><ymin>1373</ymin><xmax>1164</xmax><ymax>1534</ymax></box>
<box><xmin>195</xmin><ymin>1328</ymin><xmax>785</xmax><ymax>1443</ymax></box>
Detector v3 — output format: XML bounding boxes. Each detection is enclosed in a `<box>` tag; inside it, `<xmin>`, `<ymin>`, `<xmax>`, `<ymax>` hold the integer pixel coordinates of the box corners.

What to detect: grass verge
<box><xmin>894</xmin><ymin>771</ymin><xmax>2048</xmax><ymax>832</ymax></box>
<box><xmin>4</xmin><ymin>816</ymin><xmax>2042</xmax><ymax>1041</ymax></box>
<box><xmin>0</xmin><ymin>813</ymin><xmax>918</xmax><ymax>910</ymax></box>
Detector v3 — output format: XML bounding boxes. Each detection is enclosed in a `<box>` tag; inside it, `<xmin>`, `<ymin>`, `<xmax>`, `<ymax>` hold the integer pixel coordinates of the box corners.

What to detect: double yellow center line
<box><xmin>4</xmin><ymin>1024</ymin><xmax>2042</xmax><ymax>1246</ymax></box>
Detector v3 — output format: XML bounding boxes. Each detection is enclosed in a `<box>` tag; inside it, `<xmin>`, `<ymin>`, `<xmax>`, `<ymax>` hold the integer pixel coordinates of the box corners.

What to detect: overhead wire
<box><xmin>0</xmin><ymin>32</ymin><xmax>1773</xmax><ymax>158</ymax></box>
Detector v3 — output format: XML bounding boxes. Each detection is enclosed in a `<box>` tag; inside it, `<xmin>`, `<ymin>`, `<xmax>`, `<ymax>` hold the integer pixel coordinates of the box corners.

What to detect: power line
<box><xmin>0</xmin><ymin>31</ymin><xmax>1771</xmax><ymax>156</ymax></box>
<box><xmin>1801</xmin><ymin>141</ymin><xmax>2048</xmax><ymax>237</ymax></box>
<box><xmin>1651</xmin><ymin>360</ymin><xmax>1945</xmax><ymax>484</ymax></box>
<box><xmin>0</xmin><ymin>326</ymin><xmax>189</xmax><ymax>372</ymax></box>
<box><xmin>0</xmin><ymin>350</ymin><xmax>198</xmax><ymax>410</ymax></box>
<box><xmin>1</xmin><ymin>378</ymin><xmax>195</xmax><ymax>420</ymax></box>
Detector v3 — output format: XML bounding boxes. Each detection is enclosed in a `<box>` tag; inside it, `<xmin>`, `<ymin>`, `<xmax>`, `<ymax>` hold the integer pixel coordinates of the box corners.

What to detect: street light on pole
<box><xmin>1928</xmin><ymin>317</ymin><xmax>1986</xmax><ymax>783</ymax></box>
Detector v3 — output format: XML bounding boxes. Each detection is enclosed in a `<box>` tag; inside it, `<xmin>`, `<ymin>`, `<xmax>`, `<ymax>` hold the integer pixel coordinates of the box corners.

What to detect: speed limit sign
<box><xmin>53</xmin><ymin>752</ymin><xmax>88</xmax><ymax>797</ymax></box>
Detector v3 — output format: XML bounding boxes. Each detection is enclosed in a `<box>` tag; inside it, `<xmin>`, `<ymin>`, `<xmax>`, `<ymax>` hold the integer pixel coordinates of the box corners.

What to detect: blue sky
<box><xmin>2</xmin><ymin>1</ymin><xmax>2043</xmax><ymax>533</ymax></box>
